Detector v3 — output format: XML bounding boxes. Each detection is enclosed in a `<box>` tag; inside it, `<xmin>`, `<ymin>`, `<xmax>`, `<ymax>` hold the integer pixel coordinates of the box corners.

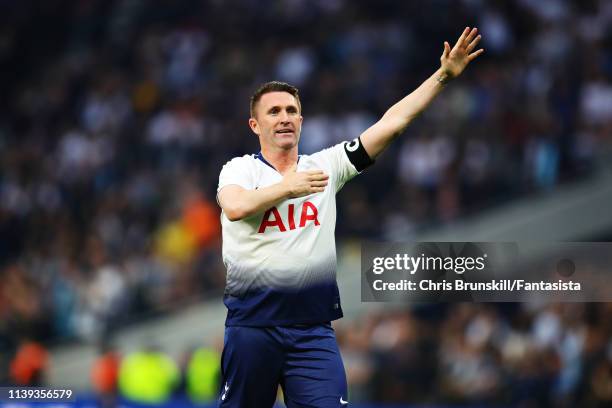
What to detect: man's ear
<box><xmin>248</xmin><ymin>117</ymin><xmax>259</xmax><ymax>135</ymax></box>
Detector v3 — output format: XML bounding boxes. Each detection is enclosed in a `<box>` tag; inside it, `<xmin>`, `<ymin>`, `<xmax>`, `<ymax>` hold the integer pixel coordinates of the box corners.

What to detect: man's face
<box><xmin>249</xmin><ymin>92</ymin><xmax>303</xmax><ymax>151</ymax></box>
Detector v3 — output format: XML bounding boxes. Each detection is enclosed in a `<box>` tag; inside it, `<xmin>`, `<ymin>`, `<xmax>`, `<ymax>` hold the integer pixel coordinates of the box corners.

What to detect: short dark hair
<box><xmin>250</xmin><ymin>81</ymin><xmax>301</xmax><ymax>118</ymax></box>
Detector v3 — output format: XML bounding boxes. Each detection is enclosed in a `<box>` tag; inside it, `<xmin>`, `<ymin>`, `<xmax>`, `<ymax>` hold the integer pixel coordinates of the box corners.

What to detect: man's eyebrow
<box><xmin>266</xmin><ymin>104</ymin><xmax>299</xmax><ymax>113</ymax></box>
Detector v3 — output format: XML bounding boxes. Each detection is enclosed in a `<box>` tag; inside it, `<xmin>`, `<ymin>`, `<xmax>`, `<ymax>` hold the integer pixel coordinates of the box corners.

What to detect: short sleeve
<box><xmin>315</xmin><ymin>143</ymin><xmax>360</xmax><ymax>192</ymax></box>
<box><xmin>217</xmin><ymin>156</ymin><xmax>255</xmax><ymax>193</ymax></box>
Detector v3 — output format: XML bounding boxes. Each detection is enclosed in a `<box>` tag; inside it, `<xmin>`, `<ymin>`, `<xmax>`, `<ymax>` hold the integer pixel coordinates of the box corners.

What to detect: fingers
<box><xmin>310</xmin><ymin>180</ymin><xmax>328</xmax><ymax>188</ymax></box>
<box><xmin>465</xmin><ymin>27</ymin><xmax>478</xmax><ymax>45</ymax></box>
<box><xmin>455</xmin><ymin>27</ymin><xmax>479</xmax><ymax>50</ymax></box>
<box><xmin>305</xmin><ymin>169</ymin><xmax>326</xmax><ymax>175</ymax></box>
<box><xmin>287</xmin><ymin>168</ymin><xmax>329</xmax><ymax>195</ymax></box>
<box><xmin>307</xmin><ymin>174</ymin><xmax>329</xmax><ymax>181</ymax></box>
<box><xmin>293</xmin><ymin>182</ymin><xmax>327</xmax><ymax>197</ymax></box>
<box><xmin>286</xmin><ymin>169</ymin><xmax>328</xmax><ymax>181</ymax></box>
<box><xmin>454</xmin><ymin>26</ymin><xmax>470</xmax><ymax>48</ymax></box>
<box><xmin>468</xmin><ymin>48</ymin><xmax>485</xmax><ymax>61</ymax></box>
<box><xmin>466</xmin><ymin>33</ymin><xmax>481</xmax><ymax>53</ymax></box>
<box><xmin>305</xmin><ymin>171</ymin><xmax>328</xmax><ymax>181</ymax></box>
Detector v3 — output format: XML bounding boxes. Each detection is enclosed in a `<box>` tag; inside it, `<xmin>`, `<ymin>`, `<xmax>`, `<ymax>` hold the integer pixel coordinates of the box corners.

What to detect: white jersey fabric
<box><xmin>217</xmin><ymin>142</ymin><xmax>359</xmax><ymax>326</ymax></box>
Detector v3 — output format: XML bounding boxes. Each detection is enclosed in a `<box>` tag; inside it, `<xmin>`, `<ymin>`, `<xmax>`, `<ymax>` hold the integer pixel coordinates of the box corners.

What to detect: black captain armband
<box><xmin>344</xmin><ymin>137</ymin><xmax>374</xmax><ymax>172</ymax></box>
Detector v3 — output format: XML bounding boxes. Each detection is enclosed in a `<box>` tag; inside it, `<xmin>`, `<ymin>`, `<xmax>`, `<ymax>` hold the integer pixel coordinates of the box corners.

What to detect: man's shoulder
<box><xmin>305</xmin><ymin>142</ymin><xmax>346</xmax><ymax>160</ymax></box>
<box><xmin>221</xmin><ymin>154</ymin><xmax>258</xmax><ymax>171</ymax></box>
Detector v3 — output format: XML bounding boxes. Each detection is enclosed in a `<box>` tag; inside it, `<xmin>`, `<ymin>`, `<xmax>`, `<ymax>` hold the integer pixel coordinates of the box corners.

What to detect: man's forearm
<box><xmin>384</xmin><ymin>68</ymin><xmax>449</xmax><ymax>124</ymax></box>
<box><xmin>220</xmin><ymin>166</ymin><xmax>329</xmax><ymax>221</ymax></box>
<box><xmin>221</xmin><ymin>183</ymin><xmax>290</xmax><ymax>221</ymax></box>
<box><xmin>360</xmin><ymin>68</ymin><xmax>449</xmax><ymax>159</ymax></box>
<box><xmin>360</xmin><ymin>27</ymin><xmax>484</xmax><ymax>160</ymax></box>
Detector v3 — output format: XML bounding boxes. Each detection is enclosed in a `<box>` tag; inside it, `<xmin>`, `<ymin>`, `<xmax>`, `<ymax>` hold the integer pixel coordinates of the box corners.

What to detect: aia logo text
<box><xmin>258</xmin><ymin>201</ymin><xmax>320</xmax><ymax>233</ymax></box>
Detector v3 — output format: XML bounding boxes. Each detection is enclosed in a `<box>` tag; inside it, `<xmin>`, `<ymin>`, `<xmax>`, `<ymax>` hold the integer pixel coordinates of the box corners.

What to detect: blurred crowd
<box><xmin>4</xmin><ymin>303</ymin><xmax>611</xmax><ymax>406</ymax></box>
<box><xmin>336</xmin><ymin>302</ymin><xmax>612</xmax><ymax>406</ymax></box>
<box><xmin>0</xmin><ymin>0</ymin><xmax>611</xmax><ymax>399</ymax></box>
<box><xmin>5</xmin><ymin>338</ymin><xmax>221</xmax><ymax>406</ymax></box>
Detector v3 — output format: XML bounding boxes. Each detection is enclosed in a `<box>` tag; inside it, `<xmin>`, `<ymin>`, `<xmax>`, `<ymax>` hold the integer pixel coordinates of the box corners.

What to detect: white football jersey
<box><xmin>217</xmin><ymin>142</ymin><xmax>359</xmax><ymax>326</ymax></box>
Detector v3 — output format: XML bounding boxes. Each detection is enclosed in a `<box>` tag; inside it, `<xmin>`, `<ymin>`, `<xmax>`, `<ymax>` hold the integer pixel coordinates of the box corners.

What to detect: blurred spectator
<box><xmin>118</xmin><ymin>345</ymin><xmax>179</xmax><ymax>405</ymax></box>
<box><xmin>91</xmin><ymin>342</ymin><xmax>120</xmax><ymax>407</ymax></box>
<box><xmin>589</xmin><ymin>346</ymin><xmax>612</xmax><ymax>406</ymax></box>
<box><xmin>185</xmin><ymin>346</ymin><xmax>220</xmax><ymax>404</ymax></box>
<box><xmin>9</xmin><ymin>340</ymin><xmax>49</xmax><ymax>386</ymax></box>
<box><xmin>91</xmin><ymin>344</ymin><xmax>120</xmax><ymax>393</ymax></box>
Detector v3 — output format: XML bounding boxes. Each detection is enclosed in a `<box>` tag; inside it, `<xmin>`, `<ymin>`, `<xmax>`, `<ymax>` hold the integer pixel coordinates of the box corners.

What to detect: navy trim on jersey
<box><xmin>224</xmin><ymin>281</ymin><xmax>343</xmax><ymax>327</ymax></box>
<box><xmin>256</xmin><ymin>152</ymin><xmax>276</xmax><ymax>170</ymax></box>
<box><xmin>255</xmin><ymin>152</ymin><xmax>301</xmax><ymax>172</ymax></box>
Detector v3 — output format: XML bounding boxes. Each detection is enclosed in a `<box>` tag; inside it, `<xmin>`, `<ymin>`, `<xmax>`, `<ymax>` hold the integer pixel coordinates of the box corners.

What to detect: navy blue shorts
<box><xmin>217</xmin><ymin>323</ymin><xmax>348</xmax><ymax>407</ymax></box>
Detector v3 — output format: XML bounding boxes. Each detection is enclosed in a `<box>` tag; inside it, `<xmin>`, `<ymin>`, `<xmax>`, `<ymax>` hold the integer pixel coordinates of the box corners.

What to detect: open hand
<box><xmin>440</xmin><ymin>27</ymin><xmax>484</xmax><ymax>80</ymax></box>
<box><xmin>281</xmin><ymin>163</ymin><xmax>328</xmax><ymax>198</ymax></box>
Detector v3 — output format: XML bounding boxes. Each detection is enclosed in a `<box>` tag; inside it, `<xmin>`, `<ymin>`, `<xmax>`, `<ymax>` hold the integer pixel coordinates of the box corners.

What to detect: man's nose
<box><xmin>279</xmin><ymin>110</ymin><xmax>289</xmax><ymax>122</ymax></box>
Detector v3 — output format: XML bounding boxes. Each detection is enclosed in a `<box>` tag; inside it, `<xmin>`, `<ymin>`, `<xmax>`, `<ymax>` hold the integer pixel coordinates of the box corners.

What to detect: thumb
<box><xmin>442</xmin><ymin>41</ymin><xmax>450</xmax><ymax>59</ymax></box>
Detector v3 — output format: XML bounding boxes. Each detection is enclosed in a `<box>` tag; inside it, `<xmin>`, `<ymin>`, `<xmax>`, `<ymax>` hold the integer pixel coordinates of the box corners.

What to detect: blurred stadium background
<box><xmin>1</xmin><ymin>0</ymin><xmax>612</xmax><ymax>406</ymax></box>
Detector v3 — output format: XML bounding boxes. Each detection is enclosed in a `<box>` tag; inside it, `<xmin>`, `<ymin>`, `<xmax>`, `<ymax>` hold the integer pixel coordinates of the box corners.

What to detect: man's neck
<box><xmin>260</xmin><ymin>147</ymin><xmax>298</xmax><ymax>175</ymax></box>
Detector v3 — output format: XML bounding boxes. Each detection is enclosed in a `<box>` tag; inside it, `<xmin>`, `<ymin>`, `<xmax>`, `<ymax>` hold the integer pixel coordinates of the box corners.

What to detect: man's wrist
<box><xmin>436</xmin><ymin>69</ymin><xmax>452</xmax><ymax>86</ymax></box>
<box><xmin>277</xmin><ymin>180</ymin><xmax>294</xmax><ymax>199</ymax></box>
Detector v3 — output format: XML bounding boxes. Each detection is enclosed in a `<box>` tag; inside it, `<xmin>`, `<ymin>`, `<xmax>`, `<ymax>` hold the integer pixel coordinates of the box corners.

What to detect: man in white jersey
<box><xmin>216</xmin><ymin>27</ymin><xmax>483</xmax><ymax>407</ymax></box>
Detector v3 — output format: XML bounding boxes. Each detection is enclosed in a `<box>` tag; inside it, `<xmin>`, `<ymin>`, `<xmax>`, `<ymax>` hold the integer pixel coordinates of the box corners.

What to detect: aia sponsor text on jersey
<box><xmin>258</xmin><ymin>201</ymin><xmax>320</xmax><ymax>233</ymax></box>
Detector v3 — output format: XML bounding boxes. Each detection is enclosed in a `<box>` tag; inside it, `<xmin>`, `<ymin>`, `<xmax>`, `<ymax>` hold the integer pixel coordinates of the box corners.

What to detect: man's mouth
<box><xmin>275</xmin><ymin>129</ymin><xmax>294</xmax><ymax>134</ymax></box>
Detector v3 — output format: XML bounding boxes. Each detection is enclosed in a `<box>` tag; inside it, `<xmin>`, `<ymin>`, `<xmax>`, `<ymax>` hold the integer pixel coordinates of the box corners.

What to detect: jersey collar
<box><xmin>255</xmin><ymin>151</ymin><xmax>301</xmax><ymax>172</ymax></box>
